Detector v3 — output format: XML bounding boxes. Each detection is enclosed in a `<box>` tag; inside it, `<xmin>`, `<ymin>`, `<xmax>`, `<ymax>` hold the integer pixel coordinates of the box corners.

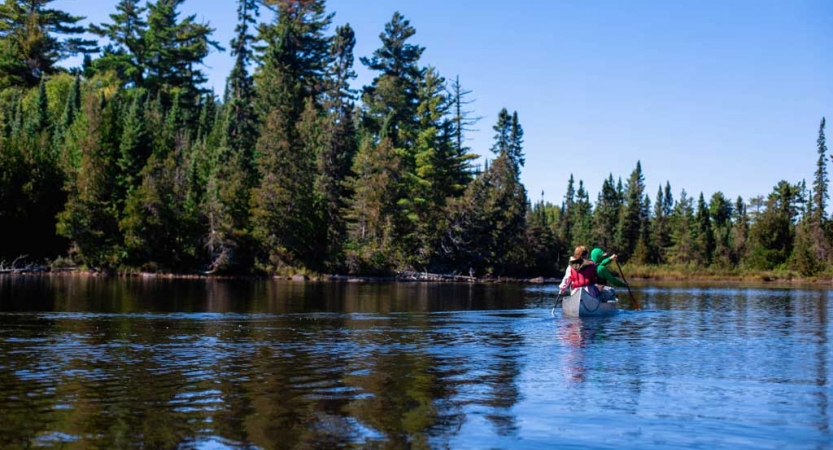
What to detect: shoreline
<box><xmin>2</xmin><ymin>267</ymin><xmax>832</xmax><ymax>286</ymax></box>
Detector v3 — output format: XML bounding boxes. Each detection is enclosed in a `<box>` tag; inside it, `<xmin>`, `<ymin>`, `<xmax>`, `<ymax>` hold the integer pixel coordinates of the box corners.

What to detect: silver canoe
<box><xmin>561</xmin><ymin>287</ymin><xmax>618</xmax><ymax>317</ymax></box>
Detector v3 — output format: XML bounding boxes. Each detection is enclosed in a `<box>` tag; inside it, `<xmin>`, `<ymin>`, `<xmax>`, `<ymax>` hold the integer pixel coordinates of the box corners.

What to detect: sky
<box><xmin>53</xmin><ymin>0</ymin><xmax>831</xmax><ymax>207</ymax></box>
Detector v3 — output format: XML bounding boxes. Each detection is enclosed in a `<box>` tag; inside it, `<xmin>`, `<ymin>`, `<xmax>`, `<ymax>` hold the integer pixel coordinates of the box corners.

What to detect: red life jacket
<box><xmin>569</xmin><ymin>261</ymin><xmax>598</xmax><ymax>288</ymax></box>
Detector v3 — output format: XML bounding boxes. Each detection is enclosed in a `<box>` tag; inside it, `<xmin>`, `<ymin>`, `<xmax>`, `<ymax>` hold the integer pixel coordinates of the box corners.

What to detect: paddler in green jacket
<box><xmin>590</xmin><ymin>247</ymin><xmax>627</xmax><ymax>289</ymax></box>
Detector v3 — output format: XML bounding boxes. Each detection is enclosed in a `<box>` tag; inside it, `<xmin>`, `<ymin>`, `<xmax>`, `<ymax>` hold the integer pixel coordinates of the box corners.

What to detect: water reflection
<box><xmin>0</xmin><ymin>277</ymin><xmax>831</xmax><ymax>448</ymax></box>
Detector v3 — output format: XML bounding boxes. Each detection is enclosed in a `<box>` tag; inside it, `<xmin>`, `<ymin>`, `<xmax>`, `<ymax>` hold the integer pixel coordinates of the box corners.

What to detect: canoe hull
<box><xmin>562</xmin><ymin>287</ymin><xmax>618</xmax><ymax>317</ymax></box>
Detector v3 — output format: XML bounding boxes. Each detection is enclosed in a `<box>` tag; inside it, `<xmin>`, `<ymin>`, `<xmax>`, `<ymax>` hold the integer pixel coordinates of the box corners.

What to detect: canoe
<box><xmin>562</xmin><ymin>287</ymin><xmax>618</xmax><ymax>317</ymax></box>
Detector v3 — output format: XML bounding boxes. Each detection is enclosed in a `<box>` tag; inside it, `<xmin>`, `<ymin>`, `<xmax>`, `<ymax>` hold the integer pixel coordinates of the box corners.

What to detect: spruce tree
<box><xmin>57</xmin><ymin>91</ymin><xmax>122</xmax><ymax>269</ymax></box>
<box><xmin>315</xmin><ymin>23</ymin><xmax>357</xmax><ymax>270</ymax></box>
<box><xmin>204</xmin><ymin>0</ymin><xmax>259</xmax><ymax>273</ymax></box>
<box><xmin>250</xmin><ymin>0</ymin><xmax>332</xmax><ymax>272</ymax></box>
<box><xmin>693</xmin><ymin>192</ymin><xmax>714</xmax><ymax>266</ymax></box>
<box><xmin>670</xmin><ymin>189</ymin><xmax>695</xmax><ymax>265</ymax></box>
<box><xmin>731</xmin><ymin>196</ymin><xmax>749</xmax><ymax>264</ymax></box>
<box><xmin>617</xmin><ymin>161</ymin><xmax>646</xmax><ymax>262</ymax></box>
<box><xmin>814</xmin><ymin>117</ymin><xmax>828</xmax><ymax>224</ymax></box>
<box><xmin>709</xmin><ymin>191</ymin><xmax>733</xmax><ymax>267</ymax></box>
<box><xmin>398</xmin><ymin>66</ymin><xmax>450</xmax><ymax>269</ymax></box>
<box><xmin>447</xmin><ymin>75</ymin><xmax>479</xmax><ymax>195</ymax></box>
<box><xmin>592</xmin><ymin>174</ymin><xmax>621</xmax><ymax>251</ymax></box>
<box><xmin>572</xmin><ymin>180</ymin><xmax>593</xmax><ymax>247</ymax></box>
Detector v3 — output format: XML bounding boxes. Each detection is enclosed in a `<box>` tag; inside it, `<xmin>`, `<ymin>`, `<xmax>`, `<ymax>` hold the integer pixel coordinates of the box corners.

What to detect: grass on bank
<box><xmin>622</xmin><ymin>263</ymin><xmax>833</xmax><ymax>283</ymax></box>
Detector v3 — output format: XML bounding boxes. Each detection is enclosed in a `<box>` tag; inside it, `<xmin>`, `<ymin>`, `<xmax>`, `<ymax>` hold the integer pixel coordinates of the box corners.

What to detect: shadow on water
<box><xmin>0</xmin><ymin>276</ymin><xmax>831</xmax><ymax>449</ymax></box>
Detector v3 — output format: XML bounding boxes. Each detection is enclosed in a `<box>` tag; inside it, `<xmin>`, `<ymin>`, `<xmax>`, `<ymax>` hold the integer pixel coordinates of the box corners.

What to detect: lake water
<box><xmin>0</xmin><ymin>276</ymin><xmax>830</xmax><ymax>449</ymax></box>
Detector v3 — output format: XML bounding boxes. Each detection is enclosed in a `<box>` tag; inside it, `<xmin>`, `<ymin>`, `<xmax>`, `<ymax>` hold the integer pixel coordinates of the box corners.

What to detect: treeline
<box><xmin>0</xmin><ymin>0</ymin><xmax>828</xmax><ymax>278</ymax></box>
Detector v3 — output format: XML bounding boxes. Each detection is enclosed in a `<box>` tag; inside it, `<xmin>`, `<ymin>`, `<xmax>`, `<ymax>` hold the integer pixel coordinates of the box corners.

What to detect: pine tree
<box><xmin>360</xmin><ymin>11</ymin><xmax>424</xmax><ymax>148</ymax></box>
<box><xmin>144</xmin><ymin>0</ymin><xmax>222</xmax><ymax>112</ymax></box>
<box><xmin>89</xmin><ymin>0</ymin><xmax>148</xmax><ymax>87</ymax></box>
<box><xmin>0</xmin><ymin>0</ymin><xmax>97</xmax><ymax>88</ymax></box>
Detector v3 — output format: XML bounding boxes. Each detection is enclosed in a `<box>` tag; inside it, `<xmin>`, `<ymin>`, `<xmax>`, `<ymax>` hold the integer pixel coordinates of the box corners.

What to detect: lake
<box><xmin>0</xmin><ymin>276</ymin><xmax>830</xmax><ymax>449</ymax></box>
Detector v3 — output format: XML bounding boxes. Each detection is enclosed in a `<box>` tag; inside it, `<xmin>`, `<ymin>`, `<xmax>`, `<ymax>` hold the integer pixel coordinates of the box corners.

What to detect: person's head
<box><xmin>572</xmin><ymin>245</ymin><xmax>588</xmax><ymax>260</ymax></box>
<box><xmin>590</xmin><ymin>247</ymin><xmax>607</xmax><ymax>264</ymax></box>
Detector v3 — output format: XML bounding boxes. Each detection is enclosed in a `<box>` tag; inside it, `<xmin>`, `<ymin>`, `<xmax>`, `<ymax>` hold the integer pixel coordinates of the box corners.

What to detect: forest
<box><xmin>0</xmin><ymin>0</ymin><xmax>828</xmax><ymax>279</ymax></box>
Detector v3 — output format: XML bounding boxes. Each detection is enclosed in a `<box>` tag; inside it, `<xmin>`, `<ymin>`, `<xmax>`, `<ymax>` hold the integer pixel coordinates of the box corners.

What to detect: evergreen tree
<box><xmin>693</xmin><ymin>192</ymin><xmax>714</xmax><ymax>266</ymax></box>
<box><xmin>250</xmin><ymin>0</ymin><xmax>332</xmax><ymax>272</ymax></box>
<box><xmin>526</xmin><ymin>195</ymin><xmax>560</xmax><ymax>276</ymax></box>
<box><xmin>360</xmin><ymin>11</ymin><xmax>424</xmax><ymax>148</ymax></box>
<box><xmin>399</xmin><ymin>66</ymin><xmax>451</xmax><ymax>269</ymax></box>
<box><xmin>490</xmin><ymin>108</ymin><xmax>524</xmax><ymax>170</ymax></box>
<box><xmin>57</xmin><ymin>91</ymin><xmax>122</xmax><ymax>268</ymax></box>
<box><xmin>670</xmin><ymin>189</ymin><xmax>695</xmax><ymax>265</ymax></box>
<box><xmin>0</xmin><ymin>0</ymin><xmax>97</xmax><ymax>88</ymax></box>
<box><xmin>120</xmin><ymin>105</ymin><xmax>201</xmax><ymax>271</ymax></box>
<box><xmin>144</xmin><ymin>0</ymin><xmax>222</xmax><ymax>111</ymax></box>
<box><xmin>572</xmin><ymin>180</ymin><xmax>593</xmax><ymax>247</ymax></box>
<box><xmin>592</xmin><ymin>174</ymin><xmax>622</xmax><ymax>251</ymax></box>
<box><xmin>203</xmin><ymin>0</ymin><xmax>259</xmax><ymax>273</ymax></box>
<box><xmin>709</xmin><ymin>191</ymin><xmax>733</xmax><ymax>268</ymax></box>
<box><xmin>344</xmin><ymin>136</ymin><xmax>403</xmax><ymax>274</ymax></box>
<box><xmin>447</xmin><ymin>75</ymin><xmax>479</xmax><ymax>194</ymax></box>
<box><xmin>746</xmin><ymin>181</ymin><xmax>802</xmax><ymax>270</ymax></box>
<box><xmin>731</xmin><ymin>196</ymin><xmax>749</xmax><ymax>264</ymax></box>
<box><xmin>116</xmin><ymin>90</ymin><xmax>150</xmax><ymax>206</ymax></box>
<box><xmin>810</xmin><ymin>117</ymin><xmax>830</xmax><ymax>263</ymax></box>
<box><xmin>559</xmin><ymin>174</ymin><xmax>576</xmax><ymax>247</ymax></box>
<box><xmin>814</xmin><ymin>117</ymin><xmax>828</xmax><ymax>224</ymax></box>
<box><xmin>650</xmin><ymin>184</ymin><xmax>671</xmax><ymax>263</ymax></box>
<box><xmin>444</xmin><ymin>110</ymin><xmax>528</xmax><ymax>276</ymax></box>
<box><xmin>617</xmin><ymin>161</ymin><xmax>646</xmax><ymax>262</ymax></box>
<box><xmin>88</xmin><ymin>0</ymin><xmax>147</xmax><ymax>87</ymax></box>
<box><xmin>315</xmin><ymin>22</ymin><xmax>357</xmax><ymax>270</ymax></box>
<box><xmin>631</xmin><ymin>193</ymin><xmax>652</xmax><ymax>265</ymax></box>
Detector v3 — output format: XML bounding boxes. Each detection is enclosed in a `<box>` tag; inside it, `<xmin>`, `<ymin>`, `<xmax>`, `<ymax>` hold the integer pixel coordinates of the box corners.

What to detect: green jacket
<box><xmin>590</xmin><ymin>248</ymin><xmax>627</xmax><ymax>288</ymax></box>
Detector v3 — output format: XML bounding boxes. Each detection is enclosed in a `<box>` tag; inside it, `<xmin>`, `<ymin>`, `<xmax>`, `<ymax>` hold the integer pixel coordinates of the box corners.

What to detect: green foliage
<box><xmin>617</xmin><ymin>161</ymin><xmax>646</xmax><ymax>262</ymax></box>
<box><xmin>0</xmin><ymin>2</ymin><xmax>829</xmax><ymax>280</ymax></box>
<box><xmin>344</xmin><ymin>137</ymin><xmax>403</xmax><ymax>274</ymax></box>
<box><xmin>0</xmin><ymin>0</ymin><xmax>97</xmax><ymax>88</ymax></box>
<box><xmin>360</xmin><ymin>11</ymin><xmax>424</xmax><ymax>148</ymax></box>
<box><xmin>56</xmin><ymin>90</ymin><xmax>122</xmax><ymax>269</ymax></box>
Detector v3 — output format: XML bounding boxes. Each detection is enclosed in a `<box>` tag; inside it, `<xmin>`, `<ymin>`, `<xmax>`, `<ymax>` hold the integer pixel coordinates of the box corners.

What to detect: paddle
<box><xmin>551</xmin><ymin>290</ymin><xmax>570</xmax><ymax>316</ymax></box>
<box><xmin>615</xmin><ymin>260</ymin><xmax>640</xmax><ymax>310</ymax></box>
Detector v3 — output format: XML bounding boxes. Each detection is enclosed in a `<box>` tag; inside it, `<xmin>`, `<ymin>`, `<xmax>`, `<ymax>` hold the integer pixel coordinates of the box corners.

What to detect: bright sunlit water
<box><xmin>0</xmin><ymin>276</ymin><xmax>830</xmax><ymax>449</ymax></box>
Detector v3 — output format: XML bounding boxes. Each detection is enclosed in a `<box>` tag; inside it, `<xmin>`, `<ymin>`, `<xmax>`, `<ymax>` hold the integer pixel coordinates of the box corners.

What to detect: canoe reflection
<box><xmin>557</xmin><ymin>317</ymin><xmax>611</xmax><ymax>383</ymax></box>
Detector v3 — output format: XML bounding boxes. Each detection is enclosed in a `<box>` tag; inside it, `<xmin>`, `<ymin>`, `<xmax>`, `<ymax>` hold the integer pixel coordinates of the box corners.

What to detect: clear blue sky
<box><xmin>54</xmin><ymin>0</ymin><xmax>831</xmax><ymax>208</ymax></box>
